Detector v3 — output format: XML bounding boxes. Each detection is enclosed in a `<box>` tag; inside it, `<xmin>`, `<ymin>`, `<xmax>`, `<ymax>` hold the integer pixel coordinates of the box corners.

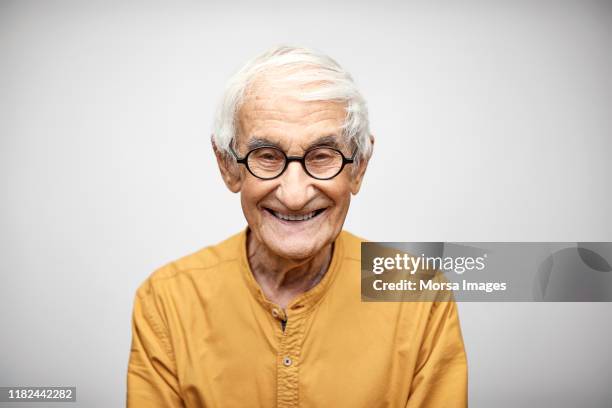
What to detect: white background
<box><xmin>1</xmin><ymin>0</ymin><xmax>611</xmax><ymax>406</ymax></box>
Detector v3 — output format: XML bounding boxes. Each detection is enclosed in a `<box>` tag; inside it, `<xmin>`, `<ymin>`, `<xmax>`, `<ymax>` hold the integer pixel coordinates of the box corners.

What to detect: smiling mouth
<box><xmin>264</xmin><ymin>208</ymin><xmax>327</xmax><ymax>222</ymax></box>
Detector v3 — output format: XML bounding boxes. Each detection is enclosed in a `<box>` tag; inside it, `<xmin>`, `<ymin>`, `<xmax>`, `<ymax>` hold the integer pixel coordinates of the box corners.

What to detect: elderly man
<box><xmin>127</xmin><ymin>46</ymin><xmax>467</xmax><ymax>407</ymax></box>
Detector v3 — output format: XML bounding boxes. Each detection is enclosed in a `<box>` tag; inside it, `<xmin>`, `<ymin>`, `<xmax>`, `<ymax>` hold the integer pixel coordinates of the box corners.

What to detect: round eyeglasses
<box><xmin>229</xmin><ymin>144</ymin><xmax>357</xmax><ymax>180</ymax></box>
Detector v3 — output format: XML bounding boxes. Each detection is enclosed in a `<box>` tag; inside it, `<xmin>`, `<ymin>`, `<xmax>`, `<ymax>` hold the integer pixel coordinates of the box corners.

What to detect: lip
<box><xmin>262</xmin><ymin>207</ymin><xmax>328</xmax><ymax>226</ymax></box>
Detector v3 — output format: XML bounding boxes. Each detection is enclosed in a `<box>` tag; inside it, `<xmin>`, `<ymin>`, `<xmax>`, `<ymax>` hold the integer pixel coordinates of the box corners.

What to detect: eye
<box><xmin>307</xmin><ymin>148</ymin><xmax>339</xmax><ymax>164</ymax></box>
<box><xmin>260</xmin><ymin>152</ymin><xmax>280</xmax><ymax>161</ymax></box>
<box><xmin>310</xmin><ymin>152</ymin><xmax>334</xmax><ymax>161</ymax></box>
<box><xmin>252</xmin><ymin>148</ymin><xmax>282</xmax><ymax>159</ymax></box>
<box><xmin>248</xmin><ymin>148</ymin><xmax>285</xmax><ymax>171</ymax></box>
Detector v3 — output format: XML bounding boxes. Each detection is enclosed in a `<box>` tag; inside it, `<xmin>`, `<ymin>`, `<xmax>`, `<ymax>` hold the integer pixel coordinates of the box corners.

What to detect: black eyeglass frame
<box><xmin>229</xmin><ymin>144</ymin><xmax>358</xmax><ymax>180</ymax></box>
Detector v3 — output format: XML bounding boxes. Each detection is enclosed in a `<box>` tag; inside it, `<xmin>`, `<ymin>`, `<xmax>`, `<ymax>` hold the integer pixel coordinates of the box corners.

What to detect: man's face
<box><xmin>222</xmin><ymin>84</ymin><xmax>366</xmax><ymax>261</ymax></box>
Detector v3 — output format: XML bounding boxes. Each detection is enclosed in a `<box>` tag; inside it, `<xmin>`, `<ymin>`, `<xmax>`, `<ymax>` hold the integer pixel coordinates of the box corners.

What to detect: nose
<box><xmin>275</xmin><ymin>161</ymin><xmax>314</xmax><ymax>210</ymax></box>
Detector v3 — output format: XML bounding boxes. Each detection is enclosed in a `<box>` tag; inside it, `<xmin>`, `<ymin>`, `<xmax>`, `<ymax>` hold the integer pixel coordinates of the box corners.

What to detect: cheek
<box><xmin>328</xmin><ymin>177</ymin><xmax>353</xmax><ymax>202</ymax></box>
<box><xmin>240</xmin><ymin>181</ymin><xmax>273</xmax><ymax>216</ymax></box>
<box><xmin>333</xmin><ymin>194</ymin><xmax>351</xmax><ymax>219</ymax></box>
<box><xmin>320</xmin><ymin>183</ymin><xmax>352</xmax><ymax>217</ymax></box>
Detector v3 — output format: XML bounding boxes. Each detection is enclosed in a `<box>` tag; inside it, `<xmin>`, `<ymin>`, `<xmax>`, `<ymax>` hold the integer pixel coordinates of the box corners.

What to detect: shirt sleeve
<box><xmin>405</xmin><ymin>298</ymin><xmax>468</xmax><ymax>408</ymax></box>
<box><xmin>127</xmin><ymin>283</ymin><xmax>185</xmax><ymax>407</ymax></box>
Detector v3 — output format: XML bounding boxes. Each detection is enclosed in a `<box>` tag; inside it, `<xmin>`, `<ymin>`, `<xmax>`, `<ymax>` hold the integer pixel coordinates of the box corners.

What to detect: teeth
<box><xmin>272</xmin><ymin>210</ymin><xmax>317</xmax><ymax>221</ymax></box>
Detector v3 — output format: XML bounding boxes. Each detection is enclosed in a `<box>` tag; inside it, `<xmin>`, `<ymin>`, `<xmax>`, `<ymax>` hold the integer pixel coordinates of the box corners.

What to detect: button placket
<box><xmin>276</xmin><ymin>311</ymin><xmax>305</xmax><ymax>408</ymax></box>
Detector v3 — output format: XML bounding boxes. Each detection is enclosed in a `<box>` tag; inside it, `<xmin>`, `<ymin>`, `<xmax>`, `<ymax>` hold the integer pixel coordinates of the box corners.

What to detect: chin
<box><xmin>264</xmin><ymin>234</ymin><xmax>329</xmax><ymax>261</ymax></box>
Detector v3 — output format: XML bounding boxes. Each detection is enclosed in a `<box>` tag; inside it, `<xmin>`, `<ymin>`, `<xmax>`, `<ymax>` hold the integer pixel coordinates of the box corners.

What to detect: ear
<box><xmin>349</xmin><ymin>134</ymin><xmax>375</xmax><ymax>195</ymax></box>
<box><xmin>212</xmin><ymin>136</ymin><xmax>243</xmax><ymax>193</ymax></box>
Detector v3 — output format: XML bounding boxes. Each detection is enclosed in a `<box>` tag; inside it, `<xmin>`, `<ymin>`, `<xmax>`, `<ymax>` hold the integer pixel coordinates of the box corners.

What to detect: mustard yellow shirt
<box><xmin>127</xmin><ymin>230</ymin><xmax>467</xmax><ymax>407</ymax></box>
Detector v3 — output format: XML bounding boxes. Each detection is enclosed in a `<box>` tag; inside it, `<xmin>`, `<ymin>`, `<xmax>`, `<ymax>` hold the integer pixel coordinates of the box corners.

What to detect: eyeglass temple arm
<box><xmin>228</xmin><ymin>145</ymin><xmax>247</xmax><ymax>164</ymax></box>
<box><xmin>346</xmin><ymin>146</ymin><xmax>358</xmax><ymax>163</ymax></box>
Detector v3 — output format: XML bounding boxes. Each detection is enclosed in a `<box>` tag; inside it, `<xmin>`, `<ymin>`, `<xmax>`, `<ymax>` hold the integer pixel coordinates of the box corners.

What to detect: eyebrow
<box><xmin>305</xmin><ymin>135</ymin><xmax>342</xmax><ymax>150</ymax></box>
<box><xmin>246</xmin><ymin>135</ymin><xmax>342</xmax><ymax>151</ymax></box>
<box><xmin>246</xmin><ymin>137</ymin><xmax>279</xmax><ymax>150</ymax></box>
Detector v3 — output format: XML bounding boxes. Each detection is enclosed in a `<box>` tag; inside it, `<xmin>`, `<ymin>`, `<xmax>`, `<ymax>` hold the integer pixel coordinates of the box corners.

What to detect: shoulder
<box><xmin>338</xmin><ymin>230</ymin><xmax>368</xmax><ymax>262</ymax></box>
<box><xmin>135</xmin><ymin>230</ymin><xmax>245</xmax><ymax>300</ymax></box>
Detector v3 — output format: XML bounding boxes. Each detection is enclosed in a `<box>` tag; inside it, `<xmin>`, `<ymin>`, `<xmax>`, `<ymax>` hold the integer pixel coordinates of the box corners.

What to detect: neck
<box><xmin>247</xmin><ymin>231</ymin><xmax>333</xmax><ymax>309</ymax></box>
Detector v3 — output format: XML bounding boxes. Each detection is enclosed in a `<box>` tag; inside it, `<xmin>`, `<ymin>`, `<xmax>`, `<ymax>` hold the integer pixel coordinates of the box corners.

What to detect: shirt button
<box><xmin>272</xmin><ymin>309</ymin><xmax>280</xmax><ymax>318</ymax></box>
<box><xmin>283</xmin><ymin>357</ymin><xmax>292</xmax><ymax>367</ymax></box>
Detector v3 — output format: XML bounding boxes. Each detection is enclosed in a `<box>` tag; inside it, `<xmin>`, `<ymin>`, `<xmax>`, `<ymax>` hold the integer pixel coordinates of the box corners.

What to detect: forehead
<box><xmin>236</xmin><ymin>80</ymin><xmax>347</xmax><ymax>149</ymax></box>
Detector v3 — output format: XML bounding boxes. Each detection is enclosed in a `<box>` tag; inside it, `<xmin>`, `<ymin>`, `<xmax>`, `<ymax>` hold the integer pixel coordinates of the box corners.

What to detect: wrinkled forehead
<box><xmin>236</xmin><ymin>72</ymin><xmax>349</xmax><ymax>151</ymax></box>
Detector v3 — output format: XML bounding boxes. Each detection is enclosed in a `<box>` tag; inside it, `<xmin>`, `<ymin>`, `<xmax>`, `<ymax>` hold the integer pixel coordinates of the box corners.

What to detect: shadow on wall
<box><xmin>535</xmin><ymin>243</ymin><xmax>612</xmax><ymax>301</ymax></box>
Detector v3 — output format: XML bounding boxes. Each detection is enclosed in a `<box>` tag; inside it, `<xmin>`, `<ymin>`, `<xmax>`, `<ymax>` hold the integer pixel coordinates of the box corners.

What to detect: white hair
<box><xmin>212</xmin><ymin>45</ymin><xmax>372</xmax><ymax>163</ymax></box>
